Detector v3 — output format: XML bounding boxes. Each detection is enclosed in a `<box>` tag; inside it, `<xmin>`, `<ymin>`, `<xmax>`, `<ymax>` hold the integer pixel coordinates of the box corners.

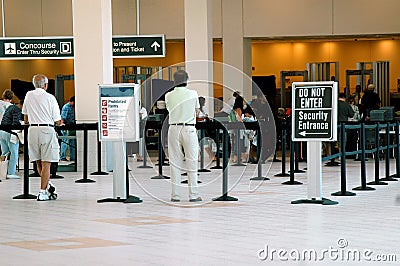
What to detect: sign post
<box><xmin>291</xmin><ymin>81</ymin><xmax>338</xmax><ymax>205</ymax></box>
<box><xmin>97</xmin><ymin>83</ymin><xmax>142</xmax><ymax>204</ymax></box>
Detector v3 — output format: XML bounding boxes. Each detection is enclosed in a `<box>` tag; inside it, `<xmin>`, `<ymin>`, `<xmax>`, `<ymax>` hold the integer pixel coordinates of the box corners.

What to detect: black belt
<box><xmin>171</xmin><ymin>123</ymin><xmax>195</xmax><ymax>126</ymax></box>
<box><xmin>30</xmin><ymin>124</ymin><xmax>54</xmax><ymax>127</ymax></box>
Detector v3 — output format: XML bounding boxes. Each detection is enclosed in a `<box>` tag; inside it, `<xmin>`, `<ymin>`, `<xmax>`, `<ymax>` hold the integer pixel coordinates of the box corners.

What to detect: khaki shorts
<box><xmin>28</xmin><ymin>126</ymin><xmax>59</xmax><ymax>162</ymax></box>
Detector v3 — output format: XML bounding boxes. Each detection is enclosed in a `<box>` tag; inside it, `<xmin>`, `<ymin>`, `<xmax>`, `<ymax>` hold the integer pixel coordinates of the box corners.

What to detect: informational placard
<box><xmin>112</xmin><ymin>35</ymin><xmax>165</xmax><ymax>58</ymax></box>
<box><xmin>99</xmin><ymin>83</ymin><xmax>140</xmax><ymax>142</ymax></box>
<box><xmin>0</xmin><ymin>37</ymin><xmax>73</xmax><ymax>59</ymax></box>
<box><xmin>292</xmin><ymin>81</ymin><xmax>337</xmax><ymax>141</ymax></box>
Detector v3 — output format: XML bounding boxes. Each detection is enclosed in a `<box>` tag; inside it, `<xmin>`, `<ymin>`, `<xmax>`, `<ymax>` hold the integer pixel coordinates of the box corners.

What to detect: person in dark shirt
<box><xmin>361</xmin><ymin>84</ymin><xmax>381</xmax><ymax>120</ymax></box>
<box><xmin>0</xmin><ymin>102</ymin><xmax>23</xmax><ymax>179</ymax></box>
<box><xmin>338</xmin><ymin>93</ymin><xmax>355</xmax><ymax>122</ymax></box>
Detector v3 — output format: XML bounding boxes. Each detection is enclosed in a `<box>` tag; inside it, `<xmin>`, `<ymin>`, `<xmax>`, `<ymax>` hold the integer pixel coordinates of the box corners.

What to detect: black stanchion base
<box><xmin>75</xmin><ymin>178</ymin><xmax>96</xmax><ymax>183</ymax></box>
<box><xmin>151</xmin><ymin>175</ymin><xmax>170</xmax><ymax>179</ymax></box>
<box><xmin>210</xmin><ymin>166</ymin><xmax>223</xmax><ymax>169</ymax></box>
<box><xmin>137</xmin><ymin>165</ymin><xmax>152</xmax><ymax>169</ymax></box>
<box><xmin>181</xmin><ymin>173</ymin><xmax>200</xmax><ymax>176</ymax></box>
<box><xmin>250</xmin><ymin>177</ymin><xmax>270</xmax><ymax>181</ymax></box>
<box><xmin>181</xmin><ymin>179</ymin><xmax>202</xmax><ymax>184</ymax></box>
<box><xmin>352</xmin><ymin>186</ymin><xmax>376</xmax><ymax>191</ymax></box>
<box><xmin>274</xmin><ymin>173</ymin><xmax>290</xmax><ymax>177</ymax></box>
<box><xmin>212</xmin><ymin>195</ymin><xmax>238</xmax><ymax>201</ymax></box>
<box><xmin>367</xmin><ymin>180</ymin><xmax>388</xmax><ymax>185</ymax></box>
<box><xmin>50</xmin><ymin>175</ymin><xmax>64</xmax><ymax>179</ymax></box>
<box><xmin>232</xmin><ymin>163</ymin><xmax>246</xmax><ymax>166</ymax></box>
<box><xmin>155</xmin><ymin>163</ymin><xmax>169</xmax><ymax>166</ymax></box>
<box><xmin>13</xmin><ymin>194</ymin><xmax>37</xmax><ymax>199</ymax></box>
<box><xmin>29</xmin><ymin>172</ymin><xmax>40</xmax><ymax>177</ymax></box>
<box><xmin>198</xmin><ymin>169</ymin><xmax>211</xmax><ymax>172</ymax></box>
<box><xmin>293</xmin><ymin>169</ymin><xmax>306</xmax><ymax>173</ymax></box>
<box><xmin>379</xmin><ymin>177</ymin><xmax>398</xmax><ymax>182</ymax></box>
<box><xmin>90</xmin><ymin>171</ymin><xmax>109</xmax><ymax>175</ymax></box>
<box><xmin>390</xmin><ymin>174</ymin><xmax>400</xmax><ymax>178</ymax></box>
<box><xmin>282</xmin><ymin>180</ymin><xmax>303</xmax><ymax>185</ymax></box>
<box><xmin>291</xmin><ymin>197</ymin><xmax>338</xmax><ymax>205</ymax></box>
<box><xmin>331</xmin><ymin>191</ymin><xmax>356</xmax><ymax>196</ymax></box>
<box><xmin>97</xmin><ymin>195</ymin><xmax>142</xmax><ymax>203</ymax></box>
<box><xmin>325</xmin><ymin>161</ymin><xmax>340</xmax><ymax>167</ymax></box>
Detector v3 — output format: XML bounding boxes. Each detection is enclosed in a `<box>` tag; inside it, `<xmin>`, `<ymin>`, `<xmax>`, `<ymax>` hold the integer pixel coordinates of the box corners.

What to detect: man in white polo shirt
<box><xmin>22</xmin><ymin>74</ymin><xmax>63</xmax><ymax>201</ymax></box>
<box><xmin>165</xmin><ymin>70</ymin><xmax>202</xmax><ymax>202</ymax></box>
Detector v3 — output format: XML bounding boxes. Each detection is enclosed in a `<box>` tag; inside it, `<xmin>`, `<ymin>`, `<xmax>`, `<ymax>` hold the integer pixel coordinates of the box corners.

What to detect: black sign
<box><xmin>292</xmin><ymin>82</ymin><xmax>337</xmax><ymax>141</ymax></box>
<box><xmin>0</xmin><ymin>37</ymin><xmax>73</xmax><ymax>59</ymax></box>
<box><xmin>112</xmin><ymin>35</ymin><xmax>165</xmax><ymax>58</ymax></box>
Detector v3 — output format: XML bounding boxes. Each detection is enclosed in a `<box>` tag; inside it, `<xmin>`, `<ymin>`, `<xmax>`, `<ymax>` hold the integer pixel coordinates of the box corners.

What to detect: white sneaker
<box><xmin>47</xmin><ymin>182</ymin><xmax>58</xmax><ymax>200</ymax></box>
<box><xmin>37</xmin><ymin>191</ymin><xmax>50</xmax><ymax>201</ymax></box>
<box><xmin>6</xmin><ymin>174</ymin><xmax>20</xmax><ymax>179</ymax></box>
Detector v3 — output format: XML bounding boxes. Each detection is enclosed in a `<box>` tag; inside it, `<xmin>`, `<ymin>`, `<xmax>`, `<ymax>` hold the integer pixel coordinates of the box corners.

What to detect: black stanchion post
<box><xmin>138</xmin><ymin>120</ymin><xmax>152</xmax><ymax>169</ymax></box>
<box><xmin>380</xmin><ymin>122</ymin><xmax>397</xmax><ymax>182</ymax></box>
<box><xmin>368</xmin><ymin>123</ymin><xmax>387</xmax><ymax>185</ymax></box>
<box><xmin>14</xmin><ymin>125</ymin><xmax>36</xmax><ymax>199</ymax></box>
<box><xmin>353</xmin><ymin>122</ymin><xmax>375</xmax><ymax>191</ymax></box>
<box><xmin>91</xmin><ymin>125</ymin><xmax>108</xmax><ymax>175</ymax></box>
<box><xmin>332</xmin><ymin>123</ymin><xmax>356</xmax><ymax>196</ymax></box>
<box><xmin>282</xmin><ymin>135</ymin><xmax>302</xmax><ymax>185</ymax></box>
<box><xmin>250</xmin><ymin>124</ymin><xmax>269</xmax><ymax>181</ymax></box>
<box><xmin>151</xmin><ymin>122</ymin><xmax>169</xmax><ymax>179</ymax></box>
<box><xmin>211</xmin><ymin>127</ymin><xmax>222</xmax><ymax>169</ymax></box>
<box><xmin>213</xmin><ymin>125</ymin><xmax>238</xmax><ymax>201</ymax></box>
<box><xmin>75</xmin><ymin>125</ymin><xmax>96</xmax><ymax>183</ymax></box>
<box><xmin>294</xmin><ymin>141</ymin><xmax>306</xmax><ymax>173</ymax></box>
<box><xmin>198</xmin><ymin>128</ymin><xmax>211</xmax><ymax>172</ymax></box>
<box><xmin>390</xmin><ymin>119</ymin><xmax>400</xmax><ymax>178</ymax></box>
<box><xmin>275</xmin><ymin>122</ymin><xmax>290</xmax><ymax>177</ymax></box>
<box><xmin>232</xmin><ymin>127</ymin><xmax>246</xmax><ymax>166</ymax></box>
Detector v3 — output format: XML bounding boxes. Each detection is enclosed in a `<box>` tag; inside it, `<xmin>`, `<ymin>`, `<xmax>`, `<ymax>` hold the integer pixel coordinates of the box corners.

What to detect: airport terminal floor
<box><xmin>0</xmin><ymin>156</ymin><xmax>399</xmax><ymax>265</ymax></box>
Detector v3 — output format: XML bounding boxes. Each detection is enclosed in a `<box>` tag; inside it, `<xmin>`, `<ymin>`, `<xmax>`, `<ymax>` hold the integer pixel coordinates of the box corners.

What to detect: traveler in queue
<box><xmin>165</xmin><ymin>70</ymin><xmax>202</xmax><ymax>202</ymax></box>
<box><xmin>22</xmin><ymin>74</ymin><xmax>64</xmax><ymax>201</ymax></box>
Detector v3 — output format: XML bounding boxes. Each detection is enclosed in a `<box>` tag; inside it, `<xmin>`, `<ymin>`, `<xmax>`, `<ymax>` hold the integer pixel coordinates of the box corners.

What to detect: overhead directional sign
<box><xmin>0</xmin><ymin>37</ymin><xmax>74</xmax><ymax>59</ymax></box>
<box><xmin>292</xmin><ymin>81</ymin><xmax>337</xmax><ymax>141</ymax></box>
<box><xmin>112</xmin><ymin>35</ymin><xmax>165</xmax><ymax>58</ymax></box>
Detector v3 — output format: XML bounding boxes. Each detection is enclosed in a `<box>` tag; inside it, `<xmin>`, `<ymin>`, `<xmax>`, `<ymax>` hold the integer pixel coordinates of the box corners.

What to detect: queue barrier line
<box><xmin>9</xmin><ymin>123</ymin><xmax>99</xmax><ymax>200</ymax></box>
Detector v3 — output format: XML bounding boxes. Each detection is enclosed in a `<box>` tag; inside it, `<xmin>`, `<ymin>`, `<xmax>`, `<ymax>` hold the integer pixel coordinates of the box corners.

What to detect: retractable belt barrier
<box><xmin>144</xmin><ymin>119</ymin><xmax>268</xmax><ymax>201</ymax></box>
<box><xmin>275</xmin><ymin>119</ymin><xmax>400</xmax><ymax>198</ymax></box>
<box><xmin>7</xmin><ymin>123</ymin><xmax>100</xmax><ymax>200</ymax></box>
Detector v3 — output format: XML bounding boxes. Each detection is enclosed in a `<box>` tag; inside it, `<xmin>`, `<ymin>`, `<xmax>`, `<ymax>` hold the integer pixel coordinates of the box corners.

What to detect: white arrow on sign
<box><xmin>151</xmin><ymin>41</ymin><xmax>160</xmax><ymax>51</ymax></box>
<box><xmin>299</xmin><ymin>131</ymin><xmax>329</xmax><ymax>137</ymax></box>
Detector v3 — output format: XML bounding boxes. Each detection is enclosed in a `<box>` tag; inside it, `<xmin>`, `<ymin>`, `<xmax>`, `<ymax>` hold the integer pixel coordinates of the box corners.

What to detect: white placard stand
<box><xmin>97</xmin><ymin>83</ymin><xmax>142</xmax><ymax>204</ymax></box>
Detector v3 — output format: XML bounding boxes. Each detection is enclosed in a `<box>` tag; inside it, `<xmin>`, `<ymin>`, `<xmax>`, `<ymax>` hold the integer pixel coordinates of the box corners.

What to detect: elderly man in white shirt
<box><xmin>165</xmin><ymin>70</ymin><xmax>202</xmax><ymax>202</ymax></box>
<box><xmin>22</xmin><ymin>74</ymin><xmax>64</xmax><ymax>201</ymax></box>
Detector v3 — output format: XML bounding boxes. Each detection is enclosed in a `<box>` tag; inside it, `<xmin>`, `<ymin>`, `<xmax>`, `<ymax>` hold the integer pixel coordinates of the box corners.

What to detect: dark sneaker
<box><xmin>171</xmin><ymin>198</ymin><xmax>180</xmax><ymax>202</ymax></box>
<box><xmin>189</xmin><ymin>197</ymin><xmax>202</xmax><ymax>202</ymax></box>
<box><xmin>47</xmin><ymin>182</ymin><xmax>58</xmax><ymax>200</ymax></box>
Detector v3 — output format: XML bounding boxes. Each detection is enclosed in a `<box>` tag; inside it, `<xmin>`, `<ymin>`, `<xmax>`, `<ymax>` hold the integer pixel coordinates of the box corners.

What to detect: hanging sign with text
<box><xmin>112</xmin><ymin>35</ymin><xmax>165</xmax><ymax>58</ymax></box>
<box><xmin>0</xmin><ymin>37</ymin><xmax>73</xmax><ymax>59</ymax></box>
<box><xmin>292</xmin><ymin>81</ymin><xmax>337</xmax><ymax>141</ymax></box>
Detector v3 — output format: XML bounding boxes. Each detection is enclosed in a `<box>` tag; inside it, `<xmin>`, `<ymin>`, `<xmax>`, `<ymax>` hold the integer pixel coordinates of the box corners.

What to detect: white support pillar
<box><xmin>222</xmin><ymin>0</ymin><xmax>252</xmax><ymax>102</ymax></box>
<box><xmin>72</xmin><ymin>0</ymin><xmax>113</xmax><ymax>172</ymax></box>
<box><xmin>184</xmin><ymin>0</ymin><xmax>214</xmax><ymax>115</ymax></box>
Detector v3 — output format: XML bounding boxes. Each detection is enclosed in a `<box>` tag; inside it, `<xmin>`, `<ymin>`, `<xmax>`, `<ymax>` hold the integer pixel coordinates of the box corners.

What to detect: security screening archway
<box><xmin>307</xmin><ymin>61</ymin><xmax>339</xmax><ymax>82</ymax></box>
<box><xmin>290</xmin><ymin>81</ymin><xmax>338</xmax><ymax>205</ymax></box>
<box><xmin>280</xmin><ymin>70</ymin><xmax>308</xmax><ymax>108</ymax></box>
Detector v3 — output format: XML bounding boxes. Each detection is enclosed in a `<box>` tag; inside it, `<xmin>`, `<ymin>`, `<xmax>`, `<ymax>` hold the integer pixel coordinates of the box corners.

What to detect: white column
<box><xmin>222</xmin><ymin>0</ymin><xmax>252</xmax><ymax>102</ymax></box>
<box><xmin>72</xmin><ymin>0</ymin><xmax>113</xmax><ymax>173</ymax></box>
<box><xmin>184</xmin><ymin>0</ymin><xmax>214</xmax><ymax>115</ymax></box>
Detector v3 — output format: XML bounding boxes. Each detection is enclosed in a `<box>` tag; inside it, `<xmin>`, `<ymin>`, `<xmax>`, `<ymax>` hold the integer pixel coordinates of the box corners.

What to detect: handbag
<box><xmin>0</xmin><ymin>152</ymin><xmax>10</xmax><ymax>179</ymax></box>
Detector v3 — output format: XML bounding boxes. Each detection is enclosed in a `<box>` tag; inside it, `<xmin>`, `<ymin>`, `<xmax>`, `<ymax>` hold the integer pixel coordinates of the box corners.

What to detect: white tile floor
<box><xmin>0</xmin><ymin>156</ymin><xmax>399</xmax><ymax>266</ymax></box>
